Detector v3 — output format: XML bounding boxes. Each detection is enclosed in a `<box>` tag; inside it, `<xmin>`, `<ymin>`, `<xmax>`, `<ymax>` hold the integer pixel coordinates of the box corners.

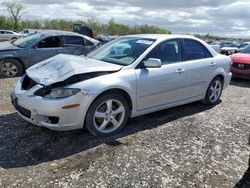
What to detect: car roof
<box><xmin>122</xmin><ymin>34</ymin><xmax>198</xmax><ymax>40</ymax></box>
<box><xmin>36</xmin><ymin>30</ymin><xmax>99</xmax><ymax>44</ymax></box>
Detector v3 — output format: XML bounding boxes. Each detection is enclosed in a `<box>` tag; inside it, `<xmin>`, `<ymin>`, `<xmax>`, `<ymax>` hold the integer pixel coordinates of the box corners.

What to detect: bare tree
<box><xmin>2</xmin><ymin>1</ymin><xmax>26</xmax><ymax>30</ymax></box>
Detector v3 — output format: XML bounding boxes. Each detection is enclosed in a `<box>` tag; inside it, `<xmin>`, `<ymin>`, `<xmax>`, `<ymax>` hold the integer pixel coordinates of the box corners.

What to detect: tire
<box><xmin>85</xmin><ymin>93</ymin><xmax>130</xmax><ymax>137</ymax></box>
<box><xmin>204</xmin><ymin>77</ymin><xmax>223</xmax><ymax>105</ymax></box>
<box><xmin>11</xmin><ymin>37</ymin><xmax>17</xmax><ymax>41</ymax></box>
<box><xmin>0</xmin><ymin>59</ymin><xmax>24</xmax><ymax>78</ymax></box>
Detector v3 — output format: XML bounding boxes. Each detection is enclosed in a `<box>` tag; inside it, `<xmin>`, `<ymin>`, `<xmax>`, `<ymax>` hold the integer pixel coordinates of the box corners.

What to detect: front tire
<box><xmin>85</xmin><ymin>93</ymin><xmax>130</xmax><ymax>137</ymax></box>
<box><xmin>204</xmin><ymin>77</ymin><xmax>223</xmax><ymax>105</ymax></box>
<box><xmin>0</xmin><ymin>59</ymin><xmax>24</xmax><ymax>78</ymax></box>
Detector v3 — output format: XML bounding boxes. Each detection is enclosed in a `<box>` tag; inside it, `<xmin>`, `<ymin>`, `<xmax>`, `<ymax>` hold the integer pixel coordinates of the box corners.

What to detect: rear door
<box><xmin>28</xmin><ymin>36</ymin><xmax>64</xmax><ymax>65</ymax></box>
<box><xmin>136</xmin><ymin>39</ymin><xmax>188</xmax><ymax>111</ymax></box>
<box><xmin>182</xmin><ymin>39</ymin><xmax>215</xmax><ymax>98</ymax></box>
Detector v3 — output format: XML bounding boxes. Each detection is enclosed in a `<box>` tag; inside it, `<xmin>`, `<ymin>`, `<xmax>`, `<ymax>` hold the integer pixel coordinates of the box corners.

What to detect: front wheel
<box><xmin>204</xmin><ymin>77</ymin><xmax>223</xmax><ymax>105</ymax></box>
<box><xmin>0</xmin><ymin>59</ymin><xmax>24</xmax><ymax>78</ymax></box>
<box><xmin>85</xmin><ymin>93</ymin><xmax>130</xmax><ymax>137</ymax></box>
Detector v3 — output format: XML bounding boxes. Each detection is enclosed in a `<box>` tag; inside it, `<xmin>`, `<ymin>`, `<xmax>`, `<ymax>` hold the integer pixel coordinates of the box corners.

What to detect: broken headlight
<box><xmin>44</xmin><ymin>88</ymin><xmax>81</xmax><ymax>99</ymax></box>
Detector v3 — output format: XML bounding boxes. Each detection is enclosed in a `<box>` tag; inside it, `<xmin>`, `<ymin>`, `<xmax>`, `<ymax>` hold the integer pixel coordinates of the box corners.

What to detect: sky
<box><xmin>1</xmin><ymin>0</ymin><xmax>250</xmax><ymax>37</ymax></box>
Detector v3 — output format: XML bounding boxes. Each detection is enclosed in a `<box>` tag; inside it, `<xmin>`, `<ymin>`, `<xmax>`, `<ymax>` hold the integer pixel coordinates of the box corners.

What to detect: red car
<box><xmin>230</xmin><ymin>46</ymin><xmax>250</xmax><ymax>79</ymax></box>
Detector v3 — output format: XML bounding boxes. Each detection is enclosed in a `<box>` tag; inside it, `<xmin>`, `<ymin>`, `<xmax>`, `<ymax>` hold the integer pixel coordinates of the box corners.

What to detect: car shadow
<box><xmin>234</xmin><ymin>135</ymin><xmax>250</xmax><ymax>188</ymax></box>
<box><xmin>230</xmin><ymin>78</ymin><xmax>250</xmax><ymax>88</ymax></box>
<box><xmin>0</xmin><ymin>101</ymin><xmax>219</xmax><ymax>169</ymax></box>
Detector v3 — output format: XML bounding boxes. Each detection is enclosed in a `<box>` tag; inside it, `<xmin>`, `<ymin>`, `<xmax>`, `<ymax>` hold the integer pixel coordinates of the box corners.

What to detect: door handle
<box><xmin>210</xmin><ymin>62</ymin><xmax>217</xmax><ymax>67</ymax></box>
<box><xmin>176</xmin><ymin>69</ymin><xmax>185</xmax><ymax>74</ymax></box>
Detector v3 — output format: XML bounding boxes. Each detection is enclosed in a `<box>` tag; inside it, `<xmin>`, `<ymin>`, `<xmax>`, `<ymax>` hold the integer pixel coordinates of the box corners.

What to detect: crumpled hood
<box><xmin>26</xmin><ymin>54</ymin><xmax>123</xmax><ymax>86</ymax></box>
<box><xmin>0</xmin><ymin>41</ymin><xmax>20</xmax><ymax>51</ymax></box>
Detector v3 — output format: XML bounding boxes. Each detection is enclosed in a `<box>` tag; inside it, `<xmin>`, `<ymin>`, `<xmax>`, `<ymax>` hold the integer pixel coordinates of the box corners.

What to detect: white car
<box><xmin>11</xmin><ymin>34</ymin><xmax>232</xmax><ymax>136</ymax></box>
<box><xmin>0</xmin><ymin>30</ymin><xmax>22</xmax><ymax>42</ymax></box>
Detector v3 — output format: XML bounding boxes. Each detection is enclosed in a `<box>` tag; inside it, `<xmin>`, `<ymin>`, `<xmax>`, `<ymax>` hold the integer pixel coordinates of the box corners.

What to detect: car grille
<box><xmin>17</xmin><ymin>104</ymin><xmax>31</xmax><ymax>119</ymax></box>
<box><xmin>22</xmin><ymin>75</ymin><xmax>38</xmax><ymax>90</ymax></box>
<box><xmin>232</xmin><ymin>62</ymin><xmax>250</xmax><ymax>70</ymax></box>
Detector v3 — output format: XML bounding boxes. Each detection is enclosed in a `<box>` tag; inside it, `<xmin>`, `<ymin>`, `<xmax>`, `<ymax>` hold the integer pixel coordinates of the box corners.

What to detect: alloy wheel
<box><xmin>93</xmin><ymin>99</ymin><xmax>125</xmax><ymax>134</ymax></box>
<box><xmin>1</xmin><ymin>62</ymin><xmax>18</xmax><ymax>77</ymax></box>
<box><xmin>209</xmin><ymin>80</ymin><xmax>222</xmax><ymax>103</ymax></box>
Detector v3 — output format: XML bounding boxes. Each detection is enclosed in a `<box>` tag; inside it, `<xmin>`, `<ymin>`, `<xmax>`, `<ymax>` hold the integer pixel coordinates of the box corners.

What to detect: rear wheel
<box><xmin>85</xmin><ymin>93</ymin><xmax>129</xmax><ymax>136</ymax></box>
<box><xmin>0</xmin><ymin>59</ymin><xmax>24</xmax><ymax>78</ymax></box>
<box><xmin>204</xmin><ymin>77</ymin><xmax>223</xmax><ymax>105</ymax></box>
<box><xmin>11</xmin><ymin>37</ymin><xmax>17</xmax><ymax>41</ymax></box>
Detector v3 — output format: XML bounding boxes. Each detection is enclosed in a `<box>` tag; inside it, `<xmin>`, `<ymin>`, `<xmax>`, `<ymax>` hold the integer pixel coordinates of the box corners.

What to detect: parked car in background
<box><xmin>19</xmin><ymin>29</ymin><xmax>38</xmax><ymax>37</ymax></box>
<box><xmin>0</xmin><ymin>30</ymin><xmax>23</xmax><ymax>42</ymax></box>
<box><xmin>210</xmin><ymin>44</ymin><xmax>221</xmax><ymax>53</ymax></box>
<box><xmin>0</xmin><ymin>30</ymin><xmax>99</xmax><ymax>78</ymax></box>
<box><xmin>11</xmin><ymin>34</ymin><xmax>232</xmax><ymax>136</ymax></box>
<box><xmin>221</xmin><ymin>43</ymin><xmax>240</xmax><ymax>55</ymax></box>
<box><xmin>96</xmin><ymin>35</ymin><xmax>118</xmax><ymax>44</ymax></box>
<box><xmin>230</xmin><ymin>45</ymin><xmax>250</xmax><ymax>79</ymax></box>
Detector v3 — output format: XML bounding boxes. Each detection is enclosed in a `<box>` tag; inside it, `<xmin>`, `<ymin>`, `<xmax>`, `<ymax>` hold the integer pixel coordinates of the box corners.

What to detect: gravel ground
<box><xmin>0</xmin><ymin>77</ymin><xmax>249</xmax><ymax>188</ymax></box>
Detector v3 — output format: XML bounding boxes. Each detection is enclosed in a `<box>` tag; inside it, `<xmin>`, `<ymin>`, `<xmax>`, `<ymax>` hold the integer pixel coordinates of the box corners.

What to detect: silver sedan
<box><xmin>11</xmin><ymin>34</ymin><xmax>232</xmax><ymax>136</ymax></box>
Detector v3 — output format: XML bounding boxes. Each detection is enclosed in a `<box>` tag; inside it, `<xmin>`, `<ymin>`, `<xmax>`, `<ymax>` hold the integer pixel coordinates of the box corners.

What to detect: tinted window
<box><xmin>6</xmin><ymin>31</ymin><xmax>13</xmax><ymax>34</ymax></box>
<box><xmin>0</xmin><ymin>31</ymin><xmax>5</xmax><ymax>34</ymax></box>
<box><xmin>147</xmin><ymin>39</ymin><xmax>182</xmax><ymax>65</ymax></box>
<box><xmin>37</xmin><ymin>36</ymin><xmax>62</xmax><ymax>48</ymax></box>
<box><xmin>64</xmin><ymin>36</ymin><xmax>84</xmax><ymax>46</ymax></box>
<box><xmin>184</xmin><ymin>39</ymin><xmax>212</xmax><ymax>61</ymax></box>
<box><xmin>85</xmin><ymin>39</ymin><xmax>94</xmax><ymax>46</ymax></box>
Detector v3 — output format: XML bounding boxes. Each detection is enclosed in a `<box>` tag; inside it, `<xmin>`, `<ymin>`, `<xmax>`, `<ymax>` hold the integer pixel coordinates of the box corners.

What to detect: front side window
<box><xmin>88</xmin><ymin>37</ymin><xmax>155</xmax><ymax>66</ymax></box>
<box><xmin>64</xmin><ymin>36</ymin><xmax>84</xmax><ymax>46</ymax></box>
<box><xmin>184</xmin><ymin>39</ymin><xmax>212</xmax><ymax>61</ymax></box>
<box><xmin>146</xmin><ymin>39</ymin><xmax>182</xmax><ymax>65</ymax></box>
<box><xmin>37</xmin><ymin>36</ymin><xmax>62</xmax><ymax>48</ymax></box>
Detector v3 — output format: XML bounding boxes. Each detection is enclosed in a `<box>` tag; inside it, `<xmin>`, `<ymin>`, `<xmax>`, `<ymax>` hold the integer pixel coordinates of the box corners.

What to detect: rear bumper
<box><xmin>224</xmin><ymin>72</ymin><xmax>232</xmax><ymax>89</ymax></box>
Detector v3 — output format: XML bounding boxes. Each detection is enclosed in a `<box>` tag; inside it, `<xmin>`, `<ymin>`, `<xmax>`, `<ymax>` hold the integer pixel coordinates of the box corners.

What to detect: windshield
<box><xmin>88</xmin><ymin>37</ymin><xmax>155</xmax><ymax>66</ymax></box>
<box><xmin>241</xmin><ymin>46</ymin><xmax>250</xmax><ymax>54</ymax></box>
<box><xmin>13</xmin><ymin>33</ymin><xmax>43</xmax><ymax>48</ymax></box>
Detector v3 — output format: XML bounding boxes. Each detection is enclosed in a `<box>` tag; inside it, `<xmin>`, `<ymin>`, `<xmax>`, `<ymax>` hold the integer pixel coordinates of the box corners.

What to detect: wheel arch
<box><xmin>93</xmin><ymin>88</ymin><xmax>133</xmax><ymax>113</ymax></box>
<box><xmin>0</xmin><ymin>57</ymin><xmax>26</xmax><ymax>70</ymax></box>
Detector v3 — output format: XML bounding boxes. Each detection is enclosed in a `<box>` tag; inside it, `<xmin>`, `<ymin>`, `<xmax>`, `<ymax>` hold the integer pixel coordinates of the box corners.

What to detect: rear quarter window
<box><xmin>184</xmin><ymin>39</ymin><xmax>212</xmax><ymax>61</ymax></box>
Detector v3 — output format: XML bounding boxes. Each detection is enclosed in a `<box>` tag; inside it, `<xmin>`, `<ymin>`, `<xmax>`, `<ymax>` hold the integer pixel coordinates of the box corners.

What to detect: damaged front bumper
<box><xmin>11</xmin><ymin>78</ymin><xmax>96</xmax><ymax>131</ymax></box>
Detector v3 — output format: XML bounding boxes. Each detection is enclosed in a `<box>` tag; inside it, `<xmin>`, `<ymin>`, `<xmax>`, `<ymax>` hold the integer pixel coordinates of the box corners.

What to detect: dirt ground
<box><xmin>0</xmin><ymin>77</ymin><xmax>249</xmax><ymax>188</ymax></box>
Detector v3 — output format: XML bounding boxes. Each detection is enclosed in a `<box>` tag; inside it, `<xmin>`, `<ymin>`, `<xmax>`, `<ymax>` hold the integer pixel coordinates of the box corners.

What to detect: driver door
<box><xmin>136</xmin><ymin>39</ymin><xmax>187</xmax><ymax>111</ymax></box>
<box><xmin>28</xmin><ymin>36</ymin><xmax>64</xmax><ymax>66</ymax></box>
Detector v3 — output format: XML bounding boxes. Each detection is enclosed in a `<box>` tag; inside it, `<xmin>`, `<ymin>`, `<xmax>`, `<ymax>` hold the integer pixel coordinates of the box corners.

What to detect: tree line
<box><xmin>0</xmin><ymin>16</ymin><xmax>171</xmax><ymax>35</ymax></box>
<box><xmin>0</xmin><ymin>1</ymin><xmax>171</xmax><ymax>35</ymax></box>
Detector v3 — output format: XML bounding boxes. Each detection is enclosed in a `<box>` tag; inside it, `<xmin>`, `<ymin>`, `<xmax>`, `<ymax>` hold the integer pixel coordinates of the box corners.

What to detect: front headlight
<box><xmin>45</xmin><ymin>88</ymin><xmax>81</xmax><ymax>99</ymax></box>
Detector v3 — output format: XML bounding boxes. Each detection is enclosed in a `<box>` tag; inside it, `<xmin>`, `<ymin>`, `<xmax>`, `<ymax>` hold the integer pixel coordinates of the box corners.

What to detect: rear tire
<box><xmin>0</xmin><ymin>59</ymin><xmax>24</xmax><ymax>78</ymax></box>
<box><xmin>85</xmin><ymin>93</ymin><xmax>130</xmax><ymax>137</ymax></box>
<box><xmin>204</xmin><ymin>77</ymin><xmax>223</xmax><ymax>105</ymax></box>
<box><xmin>11</xmin><ymin>37</ymin><xmax>17</xmax><ymax>41</ymax></box>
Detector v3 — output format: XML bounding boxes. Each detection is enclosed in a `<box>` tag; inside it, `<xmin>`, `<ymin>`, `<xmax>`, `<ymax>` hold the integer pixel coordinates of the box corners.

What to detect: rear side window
<box><xmin>64</xmin><ymin>36</ymin><xmax>84</xmax><ymax>46</ymax></box>
<box><xmin>184</xmin><ymin>39</ymin><xmax>212</xmax><ymax>61</ymax></box>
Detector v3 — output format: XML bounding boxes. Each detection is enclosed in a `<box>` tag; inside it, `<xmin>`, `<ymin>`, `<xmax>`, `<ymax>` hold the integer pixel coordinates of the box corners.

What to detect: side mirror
<box><xmin>143</xmin><ymin>58</ymin><xmax>162</xmax><ymax>68</ymax></box>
